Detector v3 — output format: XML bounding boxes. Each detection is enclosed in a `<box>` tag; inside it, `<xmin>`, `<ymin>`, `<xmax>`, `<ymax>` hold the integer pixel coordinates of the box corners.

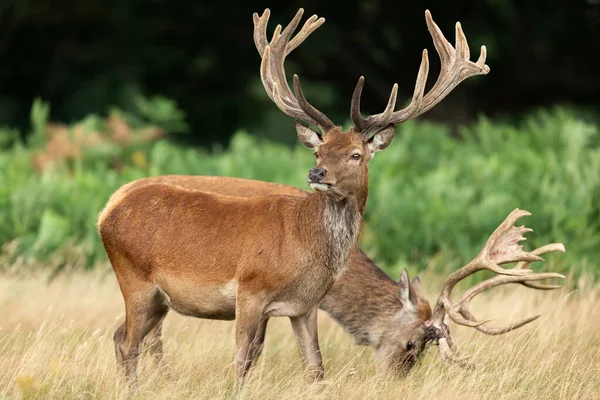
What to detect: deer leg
<box><xmin>290</xmin><ymin>306</ymin><xmax>324</xmax><ymax>380</ymax></box>
<box><xmin>142</xmin><ymin>315</ymin><xmax>168</xmax><ymax>367</ymax></box>
<box><xmin>234</xmin><ymin>296</ymin><xmax>266</xmax><ymax>385</ymax></box>
<box><xmin>250</xmin><ymin>318</ymin><xmax>269</xmax><ymax>365</ymax></box>
<box><xmin>233</xmin><ymin>313</ymin><xmax>268</xmax><ymax>397</ymax></box>
<box><xmin>114</xmin><ymin>284</ymin><xmax>169</xmax><ymax>384</ymax></box>
<box><xmin>113</xmin><ymin>322</ymin><xmax>126</xmax><ymax>366</ymax></box>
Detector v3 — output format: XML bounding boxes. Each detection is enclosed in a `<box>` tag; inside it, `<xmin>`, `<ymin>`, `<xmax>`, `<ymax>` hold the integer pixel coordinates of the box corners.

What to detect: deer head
<box><xmin>253</xmin><ymin>9</ymin><xmax>490</xmax><ymax>200</ymax></box>
<box><xmin>373</xmin><ymin>269</ymin><xmax>433</xmax><ymax>375</ymax></box>
<box><xmin>376</xmin><ymin>209</ymin><xmax>565</xmax><ymax>375</ymax></box>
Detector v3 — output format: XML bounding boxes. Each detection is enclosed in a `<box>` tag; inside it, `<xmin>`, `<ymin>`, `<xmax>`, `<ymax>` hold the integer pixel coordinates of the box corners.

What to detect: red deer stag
<box><xmin>98</xmin><ymin>8</ymin><xmax>490</xmax><ymax>382</ymax></box>
<box><xmin>112</xmin><ymin>176</ymin><xmax>566</xmax><ymax>375</ymax></box>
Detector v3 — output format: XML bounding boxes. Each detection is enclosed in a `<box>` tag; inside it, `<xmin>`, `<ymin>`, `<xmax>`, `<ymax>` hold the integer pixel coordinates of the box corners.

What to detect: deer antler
<box><xmin>253</xmin><ymin>9</ymin><xmax>336</xmax><ymax>132</ymax></box>
<box><xmin>426</xmin><ymin>209</ymin><xmax>566</xmax><ymax>366</ymax></box>
<box><xmin>351</xmin><ymin>10</ymin><xmax>490</xmax><ymax>138</ymax></box>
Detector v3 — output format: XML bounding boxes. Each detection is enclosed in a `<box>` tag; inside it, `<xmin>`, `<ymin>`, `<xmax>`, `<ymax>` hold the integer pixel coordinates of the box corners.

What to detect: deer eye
<box><xmin>351</xmin><ymin>153</ymin><xmax>361</xmax><ymax>160</ymax></box>
<box><xmin>406</xmin><ymin>341</ymin><xmax>414</xmax><ymax>351</ymax></box>
<box><xmin>314</xmin><ymin>151</ymin><xmax>319</xmax><ymax>158</ymax></box>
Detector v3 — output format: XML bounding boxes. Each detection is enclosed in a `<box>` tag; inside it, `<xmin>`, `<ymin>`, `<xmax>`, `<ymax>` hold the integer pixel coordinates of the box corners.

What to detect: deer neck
<box><xmin>319</xmin><ymin>250</ymin><xmax>403</xmax><ymax>347</ymax></box>
<box><xmin>299</xmin><ymin>190</ymin><xmax>364</xmax><ymax>279</ymax></box>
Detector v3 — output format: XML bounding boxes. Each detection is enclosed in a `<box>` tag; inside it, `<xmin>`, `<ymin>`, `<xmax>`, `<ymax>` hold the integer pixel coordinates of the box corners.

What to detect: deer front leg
<box><xmin>290</xmin><ymin>306</ymin><xmax>324</xmax><ymax>380</ymax></box>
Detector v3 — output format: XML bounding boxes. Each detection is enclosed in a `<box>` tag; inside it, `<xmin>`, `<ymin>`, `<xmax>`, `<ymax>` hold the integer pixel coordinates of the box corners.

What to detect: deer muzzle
<box><xmin>308</xmin><ymin>167</ymin><xmax>331</xmax><ymax>191</ymax></box>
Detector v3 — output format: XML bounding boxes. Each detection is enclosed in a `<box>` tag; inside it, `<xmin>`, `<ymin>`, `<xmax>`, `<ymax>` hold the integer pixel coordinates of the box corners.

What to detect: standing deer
<box><xmin>98</xmin><ymin>8</ymin><xmax>490</xmax><ymax>382</ymax></box>
<box><xmin>112</xmin><ymin>176</ymin><xmax>566</xmax><ymax>375</ymax></box>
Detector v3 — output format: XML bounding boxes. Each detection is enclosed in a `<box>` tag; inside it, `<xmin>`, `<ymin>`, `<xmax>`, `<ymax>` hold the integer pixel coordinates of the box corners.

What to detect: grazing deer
<box><xmin>98</xmin><ymin>8</ymin><xmax>490</xmax><ymax>382</ymax></box>
<box><xmin>113</xmin><ymin>176</ymin><xmax>566</xmax><ymax>375</ymax></box>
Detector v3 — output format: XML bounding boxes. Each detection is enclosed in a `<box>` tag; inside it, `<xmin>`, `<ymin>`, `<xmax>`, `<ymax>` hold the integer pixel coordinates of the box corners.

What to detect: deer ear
<box><xmin>398</xmin><ymin>269</ymin><xmax>415</xmax><ymax>310</ymax></box>
<box><xmin>367</xmin><ymin>125</ymin><xmax>395</xmax><ymax>158</ymax></box>
<box><xmin>410</xmin><ymin>276</ymin><xmax>423</xmax><ymax>305</ymax></box>
<box><xmin>296</xmin><ymin>121</ymin><xmax>322</xmax><ymax>149</ymax></box>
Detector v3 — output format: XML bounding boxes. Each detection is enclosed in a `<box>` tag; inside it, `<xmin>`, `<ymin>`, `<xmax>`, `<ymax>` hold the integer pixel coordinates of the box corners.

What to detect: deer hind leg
<box><xmin>115</xmin><ymin>287</ymin><xmax>168</xmax><ymax>383</ymax></box>
<box><xmin>250</xmin><ymin>318</ymin><xmax>269</xmax><ymax>365</ymax></box>
<box><xmin>114</xmin><ymin>316</ymin><xmax>166</xmax><ymax>368</ymax></box>
<box><xmin>142</xmin><ymin>317</ymin><xmax>167</xmax><ymax>367</ymax></box>
<box><xmin>290</xmin><ymin>306</ymin><xmax>324</xmax><ymax>380</ymax></box>
<box><xmin>113</xmin><ymin>275</ymin><xmax>169</xmax><ymax>384</ymax></box>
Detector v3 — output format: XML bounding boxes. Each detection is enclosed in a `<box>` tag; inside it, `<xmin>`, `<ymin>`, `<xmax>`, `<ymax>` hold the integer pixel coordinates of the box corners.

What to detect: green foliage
<box><xmin>28</xmin><ymin>98</ymin><xmax>50</xmax><ymax>148</ymax></box>
<box><xmin>131</xmin><ymin>95</ymin><xmax>190</xmax><ymax>134</ymax></box>
<box><xmin>0</xmin><ymin>126</ymin><xmax>20</xmax><ymax>149</ymax></box>
<box><xmin>0</xmin><ymin>106</ymin><xmax>596</xmax><ymax>279</ymax></box>
<box><xmin>364</xmin><ymin>108</ymin><xmax>599</xmax><ymax>277</ymax></box>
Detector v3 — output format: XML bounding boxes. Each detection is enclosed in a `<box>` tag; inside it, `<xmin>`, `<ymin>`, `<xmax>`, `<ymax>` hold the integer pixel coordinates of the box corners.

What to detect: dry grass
<box><xmin>1</xmin><ymin>270</ymin><xmax>599</xmax><ymax>400</ymax></box>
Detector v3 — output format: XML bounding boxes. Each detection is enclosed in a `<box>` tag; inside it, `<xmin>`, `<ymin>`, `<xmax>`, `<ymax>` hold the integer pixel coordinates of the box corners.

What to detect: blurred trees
<box><xmin>0</xmin><ymin>0</ymin><xmax>598</xmax><ymax>146</ymax></box>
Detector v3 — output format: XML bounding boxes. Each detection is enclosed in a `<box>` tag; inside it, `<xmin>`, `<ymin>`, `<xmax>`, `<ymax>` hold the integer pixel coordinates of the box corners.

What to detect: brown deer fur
<box><xmin>106</xmin><ymin>175</ymin><xmax>433</xmax><ymax>376</ymax></box>
<box><xmin>98</xmin><ymin>126</ymin><xmax>395</xmax><ymax>382</ymax></box>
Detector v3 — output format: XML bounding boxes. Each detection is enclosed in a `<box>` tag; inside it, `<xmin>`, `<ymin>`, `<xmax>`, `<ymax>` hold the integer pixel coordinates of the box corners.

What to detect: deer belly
<box><xmin>155</xmin><ymin>278</ymin><xmax>237</xmax><ymax>320</ymax></box>
<box><xmin>263</xmin><ymin>300</ymin><xmax>315</xmax><ymax>317</ymax></box>
<box><xmin>263</xmin><ymin>278</ymin><xmax>334</xmax><ymax>317</ymax></box>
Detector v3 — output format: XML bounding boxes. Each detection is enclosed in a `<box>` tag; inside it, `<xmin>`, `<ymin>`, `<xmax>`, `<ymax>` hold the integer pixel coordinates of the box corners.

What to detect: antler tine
<box><xmin>278</xmin><ymin>8</ymin><xmax>304</xmax><ymax>46</ymax></box>
<box><xmin>354</xmin><ymin>82</ymin><xmax>400</xmax><ymax>139</ymax></box>
<box><xmin>287</xmin><ymin>14</ymin><xmax>325</xmax><ymax>55</ymax></box>
<box><xmin>351</xmin><ymin>76</ymin><xmax>366</xmax><ymax>132</ymax></box>
<box><xmin>253</xmin><ymin>10</ymin><xmax>270</xmax><ymax>56</ymax></box>
<box><xmin>459</xmin><ymin>308</ymin><xmax>541</xmax><ymax>336</ymax></box>
<box><xmin>271</xmin><ymin>24</ymin><xmax>282</xmax><ymax>45</ymax></box>
<box><xmin>355</xmin><ymin>10</ymin><xmax>489</xmax><ymax>136</ymax></box>
<box><xmin>253</xmin><ymin>8</ymin><xmax>334</xmax><ymax>132</ymax></box>
<box><xmin>515</xmin><ymin>243</ymin><xmax>566</xmax><ymax>289</ymax></box>
<box><xmin>427</xmin><ymin>10</ymin><xmax>454</xmax><ymax>64</ymax></box>
<box><xmin>427</xmin><ymin>210</ymin><xmax>566</xmax><ymax>367</ymax></box>
<box><xmin>476</xmin><ymin>45</ymin><xmax>488</xmax><ymax>69</ymax></box>
<box><xmin>293</xmin><ymin>75</ymin><xmax>336</xmax><ymax>131</ymax></box>
<box><xmin>381</xmin><ymin>84</ymin><xmax>399</xmax><ymax>121</ymax></box>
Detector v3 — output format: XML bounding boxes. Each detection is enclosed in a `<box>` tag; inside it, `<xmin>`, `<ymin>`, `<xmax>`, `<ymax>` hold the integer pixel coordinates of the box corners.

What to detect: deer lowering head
<box><xmin>376</xmin><ymin>209</ymin><xmax>566</xmax><ymax>374</ymax></box>
<box><xmin>253</xmin><ymin>8</ymin><xmax>489</xmax><ymax>200</ymax></box>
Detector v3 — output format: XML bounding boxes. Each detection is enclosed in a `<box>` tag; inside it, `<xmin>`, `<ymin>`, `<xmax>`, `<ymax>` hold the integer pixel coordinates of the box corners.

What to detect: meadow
<box><xmin>1</xmin><ymin>267</ymin><xmax>599</xmax><ymax>399</ymax></box>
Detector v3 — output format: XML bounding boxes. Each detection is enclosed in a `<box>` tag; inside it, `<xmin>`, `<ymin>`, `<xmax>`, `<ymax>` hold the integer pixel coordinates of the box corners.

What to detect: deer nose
<box><xmin>308</xmin><ymin>167</ymin><xmax>327</xmax><ymax>183</ymax></box>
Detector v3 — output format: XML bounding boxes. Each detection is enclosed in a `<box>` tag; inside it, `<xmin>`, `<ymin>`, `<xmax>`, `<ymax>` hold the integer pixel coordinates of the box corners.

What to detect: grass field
<box><xmin>1</xmin><ymin>268</ymin><xmax>599</xmax><ymax>400</ymax></box>
<box><xmin>0</xmin><ymin>269</ymin><xmax>600</xmax><ymax>400</ymax></box>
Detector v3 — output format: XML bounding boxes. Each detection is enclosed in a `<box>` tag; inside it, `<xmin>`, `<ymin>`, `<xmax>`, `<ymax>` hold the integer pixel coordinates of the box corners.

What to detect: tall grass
<box><xmin>1</xmin><ymin>106</ymin><xmax>598</xmax><ymax>278</ymax></box>
<box><xmin>0</xmin><ymin>271</ymin><xmax>598</xmax><ymax>399</ymax></box>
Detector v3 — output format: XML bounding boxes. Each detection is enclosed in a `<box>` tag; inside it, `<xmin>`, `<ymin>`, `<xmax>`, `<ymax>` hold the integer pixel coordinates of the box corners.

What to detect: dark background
<box><xmin>0</xmin><ymin>0</ymin><xmax>598</xmax><ymax>146</ymax></box>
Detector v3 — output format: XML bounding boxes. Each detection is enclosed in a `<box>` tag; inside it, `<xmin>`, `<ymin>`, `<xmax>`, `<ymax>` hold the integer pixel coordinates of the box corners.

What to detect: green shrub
<box><xmin>0</xmin><ymin>106</ymin><xmax>596</xmax><ymax>280</ymax></box>
<box><xmin>364</xmin><ymin>108</ymin><xmax>599</xmax><ymax>277</ymax></box>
